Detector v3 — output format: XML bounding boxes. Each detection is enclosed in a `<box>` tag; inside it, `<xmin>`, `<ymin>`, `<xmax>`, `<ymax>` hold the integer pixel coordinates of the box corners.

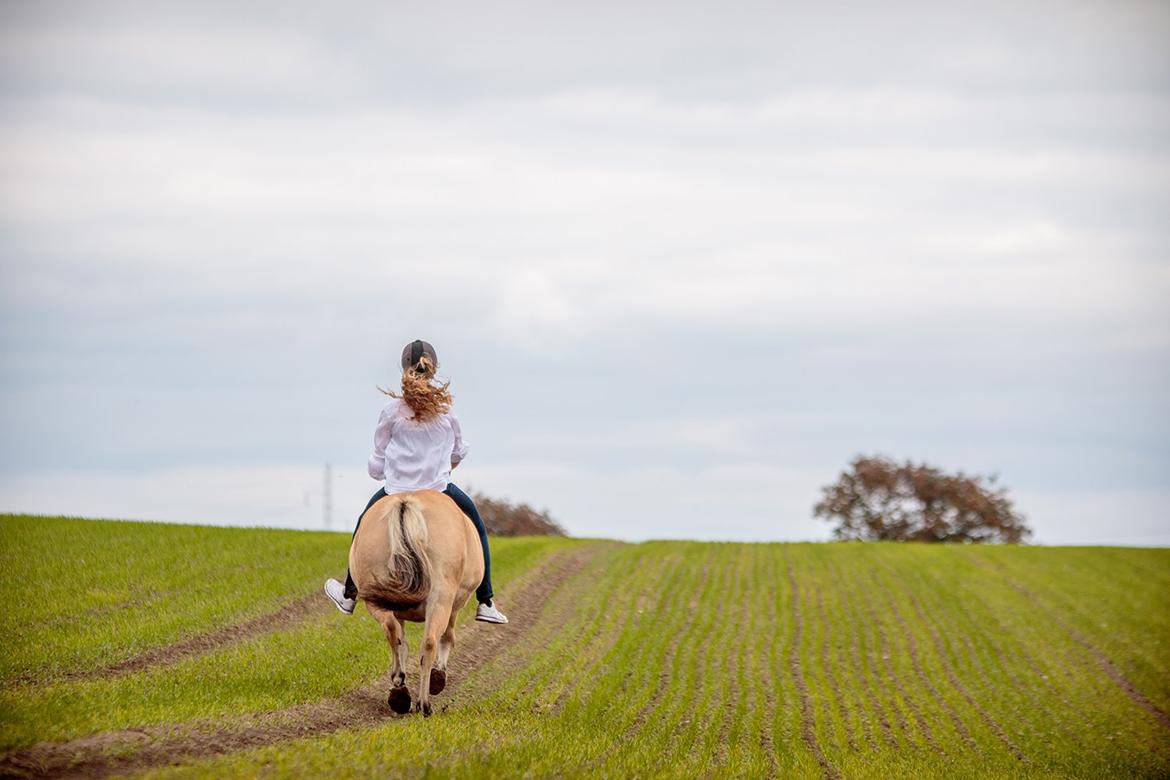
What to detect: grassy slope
<box><xmin>0</xmin><ymin>515</ymin><xmax>579</xmax><ymax>748</ymax></box>
<box><xmin>1</xmin><ymin>516</ymin><xmax>1168</xmax><ymax>778</ymax></box>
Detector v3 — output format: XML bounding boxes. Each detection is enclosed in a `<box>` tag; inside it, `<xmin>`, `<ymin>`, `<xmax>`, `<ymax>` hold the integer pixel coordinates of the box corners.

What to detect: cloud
<box><xmin>0</xmin><ymin>0</ymin><xmax>1168</xmax><ymax>544</ymax></box>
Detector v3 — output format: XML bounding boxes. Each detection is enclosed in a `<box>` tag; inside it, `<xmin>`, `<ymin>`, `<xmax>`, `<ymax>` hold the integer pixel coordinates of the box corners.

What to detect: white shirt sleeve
<box><xmin>367</xmin><ymin>406</ymin><xmax>394</xmax><ymax>480</ymax></box>
<box><xmin>449</xmin><ymin>411</ymin><xmax>469</xmax><ymax>465</ymax></box>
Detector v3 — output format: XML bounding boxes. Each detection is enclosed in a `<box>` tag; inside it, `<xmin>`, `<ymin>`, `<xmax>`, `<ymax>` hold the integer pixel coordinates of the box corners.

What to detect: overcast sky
<box><xmin>1</xmin><ymin>1</ymin><xmax>1168</xmax><ymax>544</ymax></box>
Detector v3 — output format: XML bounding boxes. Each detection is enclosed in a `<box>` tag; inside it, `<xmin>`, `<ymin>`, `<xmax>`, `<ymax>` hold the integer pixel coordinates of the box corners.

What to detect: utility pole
<box><xmin>323</xmin><ymin>463</ymin><xmax>333</xmax><ymax>530</ymax></box>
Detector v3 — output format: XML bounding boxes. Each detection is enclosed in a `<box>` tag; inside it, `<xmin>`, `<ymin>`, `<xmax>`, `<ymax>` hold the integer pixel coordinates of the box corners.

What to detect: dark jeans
<box><xmin>343</xmin><ymin>483</ymin><xmax>494</xmax><ymax>605</ymax></box>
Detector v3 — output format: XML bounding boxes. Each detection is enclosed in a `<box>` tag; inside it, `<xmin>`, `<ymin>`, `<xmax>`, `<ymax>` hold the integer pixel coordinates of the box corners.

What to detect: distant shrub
<box><xmin>470</xmin><ymin>491</ymin><xmax>567</xmax><ymax>537</ymax></box>
<box><xmin>814</xmin><ymin>455</ymin><xmax>1030</xmax><ymax>543</ymax></box>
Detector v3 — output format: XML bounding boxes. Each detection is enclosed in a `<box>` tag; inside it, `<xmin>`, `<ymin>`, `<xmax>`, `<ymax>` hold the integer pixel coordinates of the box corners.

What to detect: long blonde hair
<box><xmin>380</xmin><ymin>355</ymin><xmax>452</xmax><ymax>422</ymax></box>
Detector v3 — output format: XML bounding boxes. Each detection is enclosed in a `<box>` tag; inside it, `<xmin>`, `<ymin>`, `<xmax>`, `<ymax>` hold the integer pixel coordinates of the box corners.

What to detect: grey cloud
<box><xmin>1</xmin><ymin>0</ymin><xmax>1168</xmax><ymax>544</ymax></box>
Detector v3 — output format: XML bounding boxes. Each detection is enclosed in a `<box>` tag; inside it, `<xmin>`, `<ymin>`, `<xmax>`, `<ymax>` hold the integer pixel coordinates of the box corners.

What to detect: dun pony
<box><xmin>348</xmin><ymin>490</ymin><xmax>485</xmax><ymax>717</ymax></box>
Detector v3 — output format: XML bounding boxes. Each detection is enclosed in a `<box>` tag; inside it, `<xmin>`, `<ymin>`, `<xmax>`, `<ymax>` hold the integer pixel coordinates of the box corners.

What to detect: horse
<box><xmin>348</xmin><ymin>489</ymin><xmax>485</xmax><ymax>716</ymax></box>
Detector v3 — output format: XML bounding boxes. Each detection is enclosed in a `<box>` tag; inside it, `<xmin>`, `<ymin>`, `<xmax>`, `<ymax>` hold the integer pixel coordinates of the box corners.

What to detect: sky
<box><xmin>1</xmin><ymin>1</ymin><xmax>1168</xmax><ymax>545</ymax></box>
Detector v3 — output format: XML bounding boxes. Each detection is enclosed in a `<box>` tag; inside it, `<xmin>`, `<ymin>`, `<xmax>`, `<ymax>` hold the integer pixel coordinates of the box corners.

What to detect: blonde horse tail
<box><xmin>361</xmin><ymin>495</ymin><xmax>432</xmax><ymax>612</ymax></box>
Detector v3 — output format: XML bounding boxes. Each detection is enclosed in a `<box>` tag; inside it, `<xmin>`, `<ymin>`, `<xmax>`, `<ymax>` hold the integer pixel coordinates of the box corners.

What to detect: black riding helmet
<box><xmin>401</xmin><ymin>339</ymin><xmax>438</xmax><ymax>372</ymax></box>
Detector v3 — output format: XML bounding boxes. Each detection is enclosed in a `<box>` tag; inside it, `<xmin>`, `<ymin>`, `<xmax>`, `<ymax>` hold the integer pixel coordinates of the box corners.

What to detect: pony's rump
<box><xmin>358</xmin><ymin>495</ymin><xmax>432</xmax><ymax>612</ymax></box>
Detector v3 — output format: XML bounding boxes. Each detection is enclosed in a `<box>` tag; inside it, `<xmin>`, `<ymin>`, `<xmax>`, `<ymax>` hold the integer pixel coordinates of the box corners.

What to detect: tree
<box><xmin>470</xmin><ymin>491</ymin><xmax>567</xmax><ymax>536</ymax></box>
<box><xmin>813</xmin><ymin>455</ymin><xmax>1030</xmax><ymax>543</ymax></box>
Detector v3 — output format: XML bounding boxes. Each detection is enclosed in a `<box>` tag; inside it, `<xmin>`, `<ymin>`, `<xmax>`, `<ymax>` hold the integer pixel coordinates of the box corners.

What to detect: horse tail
<box><xmin>360</xmin><ymin>495</ymin><xmax>431</xmax><ymax>612</ymax></box>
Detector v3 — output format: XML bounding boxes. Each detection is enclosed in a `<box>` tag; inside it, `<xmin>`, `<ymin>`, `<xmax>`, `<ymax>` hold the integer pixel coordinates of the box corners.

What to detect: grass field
<box><xmin>1</xmin><ymin>515</ymin><xmax>1167</xmax><ymax>778</ymax></box>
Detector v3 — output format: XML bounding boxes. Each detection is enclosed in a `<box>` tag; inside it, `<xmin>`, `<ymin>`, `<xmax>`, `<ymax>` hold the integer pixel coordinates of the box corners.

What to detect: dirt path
<box><xmin>0</xmin><ymin>544</ymin><xmax>604</xmax><ymax>780</ymax></box>
<box><xmin>78</xmin><ymin>594</ymin><xmax>330</xmax><ymax>682</ymax></box>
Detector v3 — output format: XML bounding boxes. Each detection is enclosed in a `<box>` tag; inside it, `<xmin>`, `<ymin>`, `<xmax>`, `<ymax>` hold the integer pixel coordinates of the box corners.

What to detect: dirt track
<box><xmin>0</xmin><ymin>545</ymin><xmax>601</xmax><ymax>780</ymax></box>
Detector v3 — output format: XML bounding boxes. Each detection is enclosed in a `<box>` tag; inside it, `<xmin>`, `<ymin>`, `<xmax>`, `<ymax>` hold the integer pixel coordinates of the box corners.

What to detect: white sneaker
<box><xmin>475</xmin><ymin>602</ymin><xmax>508</xmax><ymax>624</ymax></box>
<box><xmin>324</xmin><ymin>578</ymin><xmax>356</xmax><ymax>615</ymax></box>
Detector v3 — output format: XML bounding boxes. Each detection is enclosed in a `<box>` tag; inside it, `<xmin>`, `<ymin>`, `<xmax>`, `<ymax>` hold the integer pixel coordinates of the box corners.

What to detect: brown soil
<box><xmin>81</xmin><ymin>593</ymin><xmax>330</xmax><ymax>681</ymax></box>
<box><xmin>0</xmin><ymin>544</ymin><xmax>603</xmax><ymax>780</ymax></box>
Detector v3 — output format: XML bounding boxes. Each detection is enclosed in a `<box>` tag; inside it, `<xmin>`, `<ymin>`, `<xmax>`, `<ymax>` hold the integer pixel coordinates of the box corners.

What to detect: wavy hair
<box><xmin>380</xmin><ymin>355</ymin><xmax>452</xmax><ymax>422</ymax></box>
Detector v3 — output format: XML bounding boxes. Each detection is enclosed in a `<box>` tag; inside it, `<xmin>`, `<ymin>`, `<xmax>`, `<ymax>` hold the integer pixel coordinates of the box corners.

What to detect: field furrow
<box><xmin>827</xmin><ymin>553</ymin><xmax>898</xmax><ymax>752</ymax></box>
<box><xmin>782</xmin><ymin>547</ymin><xmax>841</xmax><ymax>780</ymax></box>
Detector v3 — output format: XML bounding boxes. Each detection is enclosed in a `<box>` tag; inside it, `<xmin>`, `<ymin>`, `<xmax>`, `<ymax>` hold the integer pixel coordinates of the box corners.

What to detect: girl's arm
<box><xmin>450</xmin><ymin>412</ymin><xmax>469</xmax><ymax>468</ymax></box>
<box><xmin>367</xmin><ymin>407</ymin><xmax>394</xmax><ymax>479</ymax></box>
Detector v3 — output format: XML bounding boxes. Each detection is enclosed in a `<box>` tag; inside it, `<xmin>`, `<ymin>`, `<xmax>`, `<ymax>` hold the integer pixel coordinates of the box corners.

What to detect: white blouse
<box><xmin>366</xmin><ymin>399</ymin><xmax>469</xmax><ymax>493</ymax></box>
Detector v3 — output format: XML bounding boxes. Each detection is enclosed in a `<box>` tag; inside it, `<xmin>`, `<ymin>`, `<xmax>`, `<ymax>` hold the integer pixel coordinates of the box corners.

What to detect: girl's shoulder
<box><xmin>381</xmin><ymin>398</ymin><xmax>410</xmax><ymax>420</ymax></box>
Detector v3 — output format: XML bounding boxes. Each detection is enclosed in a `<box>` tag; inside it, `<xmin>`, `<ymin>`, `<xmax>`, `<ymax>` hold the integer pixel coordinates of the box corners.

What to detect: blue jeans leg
<box><xmin>444</xmin><ymin>483</ymin><xmax>494</xmax><ymax>605</ymax></box>
<box><xmin>343</xmin><ymin>488</ymin><xmax>387</xmax><ymax>599</ymax></box>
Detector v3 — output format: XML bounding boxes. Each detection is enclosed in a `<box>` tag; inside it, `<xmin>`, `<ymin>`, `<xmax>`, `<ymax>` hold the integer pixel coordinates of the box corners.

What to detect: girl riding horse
<box><xmin>325</xmin><ymin>339</ymin><xmax>507</xmax><ymax>625</ymax></box>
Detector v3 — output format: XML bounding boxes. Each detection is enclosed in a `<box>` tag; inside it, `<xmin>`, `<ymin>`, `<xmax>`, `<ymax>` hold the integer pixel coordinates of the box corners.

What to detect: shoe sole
<box><xmin>475</xmin><ymin>615</ymin><xmax>508</xmax><ymax>624</ymax></box>
<box><xmin>324</xmin><ymin>583</ymin><xmax>355</xmax><ymax>615</ymax></box>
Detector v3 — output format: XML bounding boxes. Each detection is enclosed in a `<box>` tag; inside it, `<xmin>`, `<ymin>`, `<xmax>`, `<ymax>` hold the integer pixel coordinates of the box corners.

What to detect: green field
<box><xmin>1</xmin><ymin>515</ymin><xmax>1167</xmax><ymax>778</ymax></box>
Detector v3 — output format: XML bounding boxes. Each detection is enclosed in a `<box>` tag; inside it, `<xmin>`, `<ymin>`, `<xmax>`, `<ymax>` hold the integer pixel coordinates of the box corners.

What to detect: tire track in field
<box><xmin>812</xmin><ymin>582</ymin><xmax>861</xmax><ymax>752</ymax></box>
<box><xmin>970</xmin><ymin>555</ymin><xmax>1170</xmax><ymax>733</ymax></box>
<box><xmin>72</xmin><ymin>594</ymin><xmax>331</xmax><ymax>681</ymax></box>
<box><xmin>781</xmin><ymin>547</ymin><xmax>841</xmax><ymax>780</ymax></box>
<box><xmin>12</xmin><ymin>595</ymin><xmax>328</xmax><ymax>687</ymax></box>
<box><xmin>0</xmin><ymin>544</ymin><xmax>604</xmax><ymax>780</ymax></box>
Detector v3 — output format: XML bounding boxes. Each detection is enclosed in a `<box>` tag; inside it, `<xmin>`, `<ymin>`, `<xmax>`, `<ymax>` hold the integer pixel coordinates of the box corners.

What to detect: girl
<box><xmin>324</xmin><ymin>339</ymin><xmax>508</xmax><ymax>624</ymax></box>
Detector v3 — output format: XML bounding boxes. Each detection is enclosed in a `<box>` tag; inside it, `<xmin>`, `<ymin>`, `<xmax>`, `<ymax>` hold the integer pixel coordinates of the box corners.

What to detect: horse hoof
<box><xmin>429</xmin><ymin>669</ymin><xmax>447</xmax><ymax>695</ymax></box>
<box><xmin>422</xmin><ymin>700</ymin><xmax>433</xmax><ymax>717</ymax></box>
<box><xmin>388</xmin><ymin>685</ymin><xmax>412</xmax><ymax>714</ymax></box>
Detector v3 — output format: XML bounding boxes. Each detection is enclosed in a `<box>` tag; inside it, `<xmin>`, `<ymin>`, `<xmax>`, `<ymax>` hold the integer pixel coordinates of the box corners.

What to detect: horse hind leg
<box><xmin>392</xmin><ymin>616</ymin><xmax>410</xmax><ymax>688</ymax></box>
<box><xmin>416</xmin><ymin>597</ymin><xmax>453</xmax><ymax>716</ymax></box>
<box><xmin>430</xmin><ymin>609</ymin><xmax>459</xmax><ymax>696</ymax></box>
<box><xmin>378</xmin><ymin>613</ymin><xmax>411</xmax><ymax>714</ymax></box>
